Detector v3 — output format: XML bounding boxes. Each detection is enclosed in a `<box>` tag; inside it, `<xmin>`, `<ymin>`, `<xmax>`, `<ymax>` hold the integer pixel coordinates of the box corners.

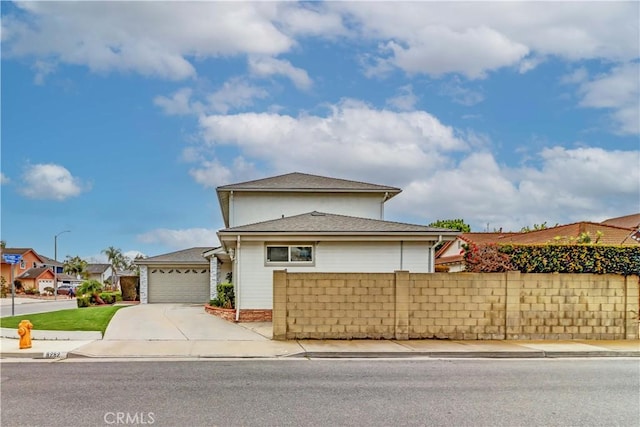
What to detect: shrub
<box><xmin>99</xmin><ymin>293</ymin><xmax>114</xmax><ymax>304</ymax></box>
<box><xmin>24</xmin><ymin>288</ymin><xmax>40</xmax><ymax>295</ymax></box>
<box><xmin>44</xmin><ymin>286</ymin><xmax>55</xmax><ymax>296</ymax></box>
<box><xmin>464</xmin><ymin>243</ymin><xmax>640</xmax><ymax>275</ymax></box>
<box><xmin>77</xmin><ymin>296</ymin><xmax>90</xmax><ymax>308</ymax></box>
<box><xmin>210</xmin><ymin>282</ymin><xmax>235</xmax><ymax>309</ymax></box>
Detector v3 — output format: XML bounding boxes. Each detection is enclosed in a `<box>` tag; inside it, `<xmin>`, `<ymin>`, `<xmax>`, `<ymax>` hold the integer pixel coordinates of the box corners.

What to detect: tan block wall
<box><xmin>272</xmin><ymin>270</ymin><xmax>639</xmax><ymax>341</ymax></box>
<box><xmin>408</xmin><ymin>273</ymin><xmax>506</xmax><ymax>340</ymax></box>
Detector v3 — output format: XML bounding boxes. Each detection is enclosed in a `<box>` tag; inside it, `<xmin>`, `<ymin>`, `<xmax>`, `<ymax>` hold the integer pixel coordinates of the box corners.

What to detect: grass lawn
<box><xmin>0</xmin><ymin>305</ymin><xmax>129</xmax><ymax>335</ymax></box>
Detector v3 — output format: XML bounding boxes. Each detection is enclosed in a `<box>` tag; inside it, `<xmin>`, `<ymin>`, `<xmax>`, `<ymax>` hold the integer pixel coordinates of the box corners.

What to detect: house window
<box><xmin>20</xmin><ymin>260</ymin><xmax>25</xmax><ymax>269</ymax></box>
<box><xmin>266</xmin><ymin>245</ymin><xmax>313</xmax><ymax>264</ymax></box>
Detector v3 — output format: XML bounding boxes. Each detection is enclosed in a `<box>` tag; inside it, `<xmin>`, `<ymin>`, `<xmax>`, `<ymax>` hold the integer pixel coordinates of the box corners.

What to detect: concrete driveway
<box><xmin>104</xmin><ymin>304</ymin><xmax>271</xmax><ymax>341</ymax></box>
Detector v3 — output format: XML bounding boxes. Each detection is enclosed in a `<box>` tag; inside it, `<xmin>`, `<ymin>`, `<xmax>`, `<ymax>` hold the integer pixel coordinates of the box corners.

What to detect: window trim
<box><xmin>265</xmin><ymin>244</ymin><xmax>315</xmax><ymax>266</ymax></box>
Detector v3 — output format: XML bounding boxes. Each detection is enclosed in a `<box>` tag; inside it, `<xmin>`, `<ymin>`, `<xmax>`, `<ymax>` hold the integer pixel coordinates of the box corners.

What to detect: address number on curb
<box><xmin>42</xmin><ymin>351</ymin><xmax>66</xmax><ymax>359</ymax></box>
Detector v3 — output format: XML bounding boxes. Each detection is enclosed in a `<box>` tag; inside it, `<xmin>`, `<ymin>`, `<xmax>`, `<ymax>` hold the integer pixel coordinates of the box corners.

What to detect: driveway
<box><xmin>104</xmin><ymin>304</ymin><xmax>271</xmax><ymax>341</ymax></box>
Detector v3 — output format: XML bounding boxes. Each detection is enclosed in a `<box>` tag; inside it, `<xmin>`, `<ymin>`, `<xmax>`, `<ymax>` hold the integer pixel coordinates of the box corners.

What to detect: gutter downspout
<box><xmin>400</xmin><ymin>241</ymin><xmax>404</xmax><ymax>270</ymax></box>
<box><xmin>229</xmin><ymin>191</ymin><xmax>234</xmax><ymax>227</ymax></box>
<box><xmin>235</xmin><ymin>235</ymin><xmax>241</xmax><ymax>322</ymax></box>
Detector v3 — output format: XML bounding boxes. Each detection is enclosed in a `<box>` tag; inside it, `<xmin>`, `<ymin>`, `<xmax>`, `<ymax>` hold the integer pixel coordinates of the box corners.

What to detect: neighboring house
<box><xmin>601</xmin><ymin>213</ymin><xmax>640</xmax><ymax>230</ymax></box>
<box><xmin>436</xmin><ymin>221</ymin><xmax>640</xmax><ymax>272</ymax></box>
<box><xmin>139</xmin><ymin>173</ymin><xmax>460</xmax><ymax>314</ymax></box>
<box><xmin>137</xmin><ymin>247</ymin><xmax>215</xmax><ymax>303</ymax></box>
<box><xmin>86</xmin><ymin>263</ymin><xmax>113</xmax><ymax>285</ymax></box>
<box><xmin>16</xmin><ymin>267</ymin><xmax>56</xmax><ymax>294</ymax></box>
<box><xmin>1</xmin><ymin>248</ymin><xmax>47</xmax><ymax>288</ymax></box>
<box><xmin>38</xmin><ymin>255</ymin><xmax>64</xmax><ymax>274</ymax></box>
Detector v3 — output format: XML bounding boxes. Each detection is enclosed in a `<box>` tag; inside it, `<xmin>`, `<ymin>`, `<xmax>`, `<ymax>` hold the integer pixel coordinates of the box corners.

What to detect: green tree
<box><xmin>428</xmin><ymin>219</ymin><xmax>471</xmax><ymax>232</ymax></box>
<box><xmin>520</xmin><ymin>222</ymin><xmax>559</xmax><ymax>232</ymax></box>
<box><xmin>63</xmin><ymin>255</ymin><xmax>88</xmax><ymax>279</ymax></box>
<box><xmin>102</xmin><ymin>246</ymin><xmax>126</xmax><ymax>289</ymax></box>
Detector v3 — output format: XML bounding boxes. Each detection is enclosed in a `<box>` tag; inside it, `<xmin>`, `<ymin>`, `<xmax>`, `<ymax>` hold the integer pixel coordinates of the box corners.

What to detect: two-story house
<box><xmin>139</xmin><ymin>173</ymin><xmax>459</xmax><ymax>319</ymax></box>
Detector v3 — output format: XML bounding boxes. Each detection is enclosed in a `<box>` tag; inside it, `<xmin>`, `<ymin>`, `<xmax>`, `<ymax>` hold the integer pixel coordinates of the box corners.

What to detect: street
<box><xmin>1</xmin><ymin>359</ymin><xmax>638</xmax><ymax>426</ymax></box>
<box><xmin>0</xmin><ymin>298</ymin><xmax>77</xmax><ymax>318</ymax></box>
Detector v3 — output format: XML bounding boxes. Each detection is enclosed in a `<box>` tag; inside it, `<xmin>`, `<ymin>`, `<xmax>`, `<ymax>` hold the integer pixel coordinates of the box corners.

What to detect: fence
<box><xmin>272</xmin><ymin>270</ymin><xmax>639</xmax><ymax>340</ymax></box>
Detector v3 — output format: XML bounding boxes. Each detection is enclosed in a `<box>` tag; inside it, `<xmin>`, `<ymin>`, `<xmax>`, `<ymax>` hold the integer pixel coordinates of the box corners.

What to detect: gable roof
<box><xmin>216</xmin><ymin>172</ymin><xmax>402</xmax><ymax>227</ymax></box>
<box><xmin>38</xmin><ymin>255</ymin><xmax>63</xmax><ymax>267</ymax></box>
<box><xmin>1</xmin><ymin>248</ymin><xmax>45</xmax><ymax>265</ymax></box>
<box><xmin>219</xmin><ymin>211</ymin><xmax>459</xmax><ymax>237</ymax></box>
<box><xmin>86</xmin><ymin>264</ymin><xmax>111</xmax><ymax>274</ymax></box>
<box><xmin>601</xmin><ymin>213</ymin><xmax>640</xmax><ymax>229</ymax></box>
<box><xmin>18</xmin><ymin>267</ymin><xmax>54</xmax><ymax>280</ymax></box>
<box><xmin>135</xmin><ymin>247</ymin><xmax>214</xmax><ymax>265</ymax></box>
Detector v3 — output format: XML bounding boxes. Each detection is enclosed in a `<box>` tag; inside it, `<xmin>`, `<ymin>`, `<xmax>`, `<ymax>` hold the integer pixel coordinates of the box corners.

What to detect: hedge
<box><xmin>464</xmin><ymin>244</ymin><xmax>640</xmax><ymax>275</ymax></box>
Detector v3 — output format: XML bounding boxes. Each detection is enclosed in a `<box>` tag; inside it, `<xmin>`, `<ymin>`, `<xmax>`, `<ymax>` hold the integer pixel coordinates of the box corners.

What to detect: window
<box><xmin>266</xmin><ymin>245</ymin><xmax>313</xmax><ymax>264</ymax></box>
<box><xmin>20</xmin><ymin>260</ymin><xmax>25</xmax><ymax>269</ymax></box>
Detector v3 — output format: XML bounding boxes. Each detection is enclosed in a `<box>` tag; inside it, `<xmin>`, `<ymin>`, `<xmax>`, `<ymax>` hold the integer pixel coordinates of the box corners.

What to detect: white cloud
<box><xmin>0</xmin><ymin>173</ymin><xmax>9</xmax><ymax>185</ymax></box>
<box><xmin>390</xmin><ymin>146</ymin><xmax>639</xmax><ymax>232</ymax></box>
<box><xmin>439</xmin><ymin>77</ymin><xmax>484</xmax><ymax>106</ymax></box>
<box><xmin>137</xmin><ymin>228</ymin><xmax>219</xmax><ymax>250</ymax></box>
<box><xmin>248</xmin><ymin>56</ymin><xmax>313</xmax><ymax>90</ymax></box>
<box><xmin>386</xmin><ymin>85</ymin><xmax>418</xmax><ymax>111</ymax></box>
<box><xmin>207</xmin><ymin>78</ymin><xmax>269</xmax><ymax>114</ymax></box>
<box><xmin>333</xmin><ymin>2</ymin><xmax>638</xmax><ymax>78</ymax></box>
<box><xmin>3</xmin><ymin>2</ymin><xmax>295</xmax><ymax>80</ymax></box>
<box><xmin>154</xmin><ymin>88</ymin><xmax>199</xmax><ymax>116</ymax></box>
<box><xmin>188</xmin><ymin>156</ymin><xmax>258</xmax><ymax>190</ymax></box>
<box><xmin>19</xmin><ymin>164</ymin><xmax>88</xmax><ymax>201</ymax></box>
<box><xmin>197</xmin><ymin>100</ymin><xmax>467</xmax><ymax>185</ymax></box>
<box><xmin>577</xmin><ymin>63</ymin><xmax>640</xmax><ymax>135</ymax></box>
<box><xmin>191</xmin><ymin>101</ymin><xmax>638</xmax><ymax>231</ymax></box>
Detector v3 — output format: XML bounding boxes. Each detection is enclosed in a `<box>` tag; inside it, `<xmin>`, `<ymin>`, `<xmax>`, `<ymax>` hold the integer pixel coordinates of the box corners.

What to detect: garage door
<box><xmin>148</xmin><ymin>266</ymin><xmax>210</xmax><ymax>303</ymax></box>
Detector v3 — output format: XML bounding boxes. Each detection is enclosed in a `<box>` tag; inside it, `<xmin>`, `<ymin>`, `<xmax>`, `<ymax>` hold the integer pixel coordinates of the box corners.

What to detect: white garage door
<box><xmin>38</xmin><ymin>279</ymin><xmax>54</xmax><ymax>294</ymax></box>
<box><xmin>148</xmin><ymin>266</ymin><xmax>210</xmax><ymax>303</ymax></box>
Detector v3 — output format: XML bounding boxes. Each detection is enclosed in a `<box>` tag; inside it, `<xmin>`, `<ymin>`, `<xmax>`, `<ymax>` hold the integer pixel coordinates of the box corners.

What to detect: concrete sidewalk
<box><xmin>1</xmin><ymin>303</ymin><xmax>638</xmax><ymax>359</ymax></box>
<box><xmin>1</xmin><ymin>337</ymin><xmax>638</xmax><ymax>360</ymax></box>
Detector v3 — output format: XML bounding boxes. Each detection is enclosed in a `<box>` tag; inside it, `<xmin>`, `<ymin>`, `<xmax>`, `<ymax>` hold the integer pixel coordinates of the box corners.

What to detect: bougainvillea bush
<box><xmin>463</xmin><ymin>244</ymin><xmax>640</xmax><ymax>275</ymax></box>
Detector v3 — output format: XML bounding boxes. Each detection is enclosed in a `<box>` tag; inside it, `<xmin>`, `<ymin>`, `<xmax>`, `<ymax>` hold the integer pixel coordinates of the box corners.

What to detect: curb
<box><xmin>1</xmin><ymin>327</ymin><xmax>102</xmax><ymax>341</ymax></box>
<box><xmin>4</xmin><ymin>350</ymin><xmax>637</xmax><ymax>360</ymax></box>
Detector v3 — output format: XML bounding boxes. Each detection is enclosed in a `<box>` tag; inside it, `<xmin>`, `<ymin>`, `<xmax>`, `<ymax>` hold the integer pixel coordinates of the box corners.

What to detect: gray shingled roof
<box><xmin>18</xmin><ymin>267</ymin><xmax>52</xmax><ymax>279</ymax></box>
<box><xmin>135</xmin><ymin>247</ymin><xmax>214</xmax><ymax>265</ymax></box>
<box><xmin>87</xmin><ymin>264</ymin><xmax>110</xmax><ymax>274</ymax></box>
<box><xmin>217</xmin><ymin>172</ymin><xmax>402</xmax><ymax>192</ymax></box>
<box><xmin>219</xmin><ymin>211</ymin><xmax>459</xmax><ymax>234</ymax></box>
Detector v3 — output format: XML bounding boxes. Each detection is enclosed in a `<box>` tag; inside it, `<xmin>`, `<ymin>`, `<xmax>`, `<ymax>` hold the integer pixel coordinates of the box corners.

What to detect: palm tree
<box><xmin>102</xmin><ymin>246</ymin><xmax>125</xmax><ymax>291</ymax></box>
<box><xmin>63</xmin><ymin>255</ymin><xmax>88</xmax><ymax>279</ymax></box>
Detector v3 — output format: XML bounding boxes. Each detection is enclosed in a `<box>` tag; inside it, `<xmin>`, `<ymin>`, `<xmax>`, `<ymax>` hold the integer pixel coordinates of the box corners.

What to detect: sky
<box><xmin>1</xmin><ymin>1</ymin><xmax>639</xmax><ymax>263</ymax></box>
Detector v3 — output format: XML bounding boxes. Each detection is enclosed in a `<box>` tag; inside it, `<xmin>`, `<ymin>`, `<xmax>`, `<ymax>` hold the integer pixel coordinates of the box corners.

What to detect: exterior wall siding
<box><xmin>273</xmin><ymin>271</ymin><xmax>640</xmax><ymax>340</ymax></box>
<box><xmin>237</xmin><ymin>241</ymin><xmax>435</xmax><ymax>309</ymax></box>
<box><xmin>231</xmin><ymin>192</ymin><xmax>384</xmax><ymax>227</ymax></box>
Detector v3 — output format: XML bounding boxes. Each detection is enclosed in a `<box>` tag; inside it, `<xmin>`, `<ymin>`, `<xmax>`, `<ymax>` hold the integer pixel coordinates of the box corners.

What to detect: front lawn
<box><xmin>0</xmin><ymin>305</ymin><xmax>129</xmax><ymax>335</ymax></box>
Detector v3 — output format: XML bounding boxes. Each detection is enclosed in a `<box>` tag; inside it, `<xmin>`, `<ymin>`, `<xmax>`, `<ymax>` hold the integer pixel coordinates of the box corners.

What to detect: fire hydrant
<box><xmin>18</xmin><ymin>320</ymin><xmax>33</xmax><ymax>349</ymax></box>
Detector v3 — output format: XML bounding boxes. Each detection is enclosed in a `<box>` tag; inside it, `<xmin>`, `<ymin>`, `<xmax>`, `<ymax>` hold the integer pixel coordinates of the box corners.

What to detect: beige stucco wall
<box><xmin>273</xmin><ymin>271</ymin><xmax>639</xmax><ymax>340</ymax></box>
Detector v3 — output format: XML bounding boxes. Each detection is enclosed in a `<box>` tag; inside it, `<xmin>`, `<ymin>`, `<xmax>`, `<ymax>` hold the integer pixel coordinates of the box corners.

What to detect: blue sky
<box><xmin>1</xmin><ymin>1</ymin><xmax>638</xmax><ymax>262</ymax></box>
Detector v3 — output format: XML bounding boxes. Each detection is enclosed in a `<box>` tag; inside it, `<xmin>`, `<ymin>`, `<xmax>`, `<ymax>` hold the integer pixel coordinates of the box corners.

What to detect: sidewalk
<box><xmin>1</xmin><ymin>335</ymin><xmax>638</xmax><ymax>360</ymax></box>
<box><xmin>2</xmin><ymin>304</ymin><xmax>638</xmax><ymax>360</ymax></box>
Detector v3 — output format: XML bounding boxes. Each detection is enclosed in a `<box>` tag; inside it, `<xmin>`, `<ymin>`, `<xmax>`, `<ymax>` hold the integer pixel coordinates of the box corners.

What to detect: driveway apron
<box><xmin>103</xmin><ymin>304</ymin><xmax>269</xmax><ymax>341</ymax></box>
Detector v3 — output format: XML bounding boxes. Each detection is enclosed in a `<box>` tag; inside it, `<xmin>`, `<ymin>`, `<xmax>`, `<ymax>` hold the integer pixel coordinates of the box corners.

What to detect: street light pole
<box><xmin>54</xmin><ymin>230</ymin><xmax>71</xmax><ymax>300</ymax></box>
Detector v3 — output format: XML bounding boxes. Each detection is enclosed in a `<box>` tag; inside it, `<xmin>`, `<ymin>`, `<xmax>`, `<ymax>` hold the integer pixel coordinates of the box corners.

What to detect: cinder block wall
<box><xmin>273</xmin><ymin>270</ymin><xmax>639</xmax><ymax>340</ymax></box>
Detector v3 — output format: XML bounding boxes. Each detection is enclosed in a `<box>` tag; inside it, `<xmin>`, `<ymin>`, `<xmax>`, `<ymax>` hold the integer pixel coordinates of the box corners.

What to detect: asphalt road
<box><xmin>1</xmin><ymin>359</ymin><xmax>638</xmax><ymax>426</ymax></box>
<box><xmin>0</xmin><ymin>299</ymin><xmax>77</xmax><ymax>318</ymax></box>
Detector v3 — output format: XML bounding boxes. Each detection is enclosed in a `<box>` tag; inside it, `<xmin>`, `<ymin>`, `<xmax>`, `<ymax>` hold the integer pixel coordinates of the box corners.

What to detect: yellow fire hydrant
<box><xmin>18</xmin><ymin>320</ymin><xmax>33</xmax><ymax>349</ymax></box>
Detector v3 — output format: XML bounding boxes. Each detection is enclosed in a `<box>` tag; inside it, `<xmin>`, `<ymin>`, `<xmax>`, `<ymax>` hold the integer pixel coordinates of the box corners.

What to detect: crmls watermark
<box><xmin>104</xmin><ymin>412</ymin><xmax>155</xmax><ymax>425</ymax></box>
